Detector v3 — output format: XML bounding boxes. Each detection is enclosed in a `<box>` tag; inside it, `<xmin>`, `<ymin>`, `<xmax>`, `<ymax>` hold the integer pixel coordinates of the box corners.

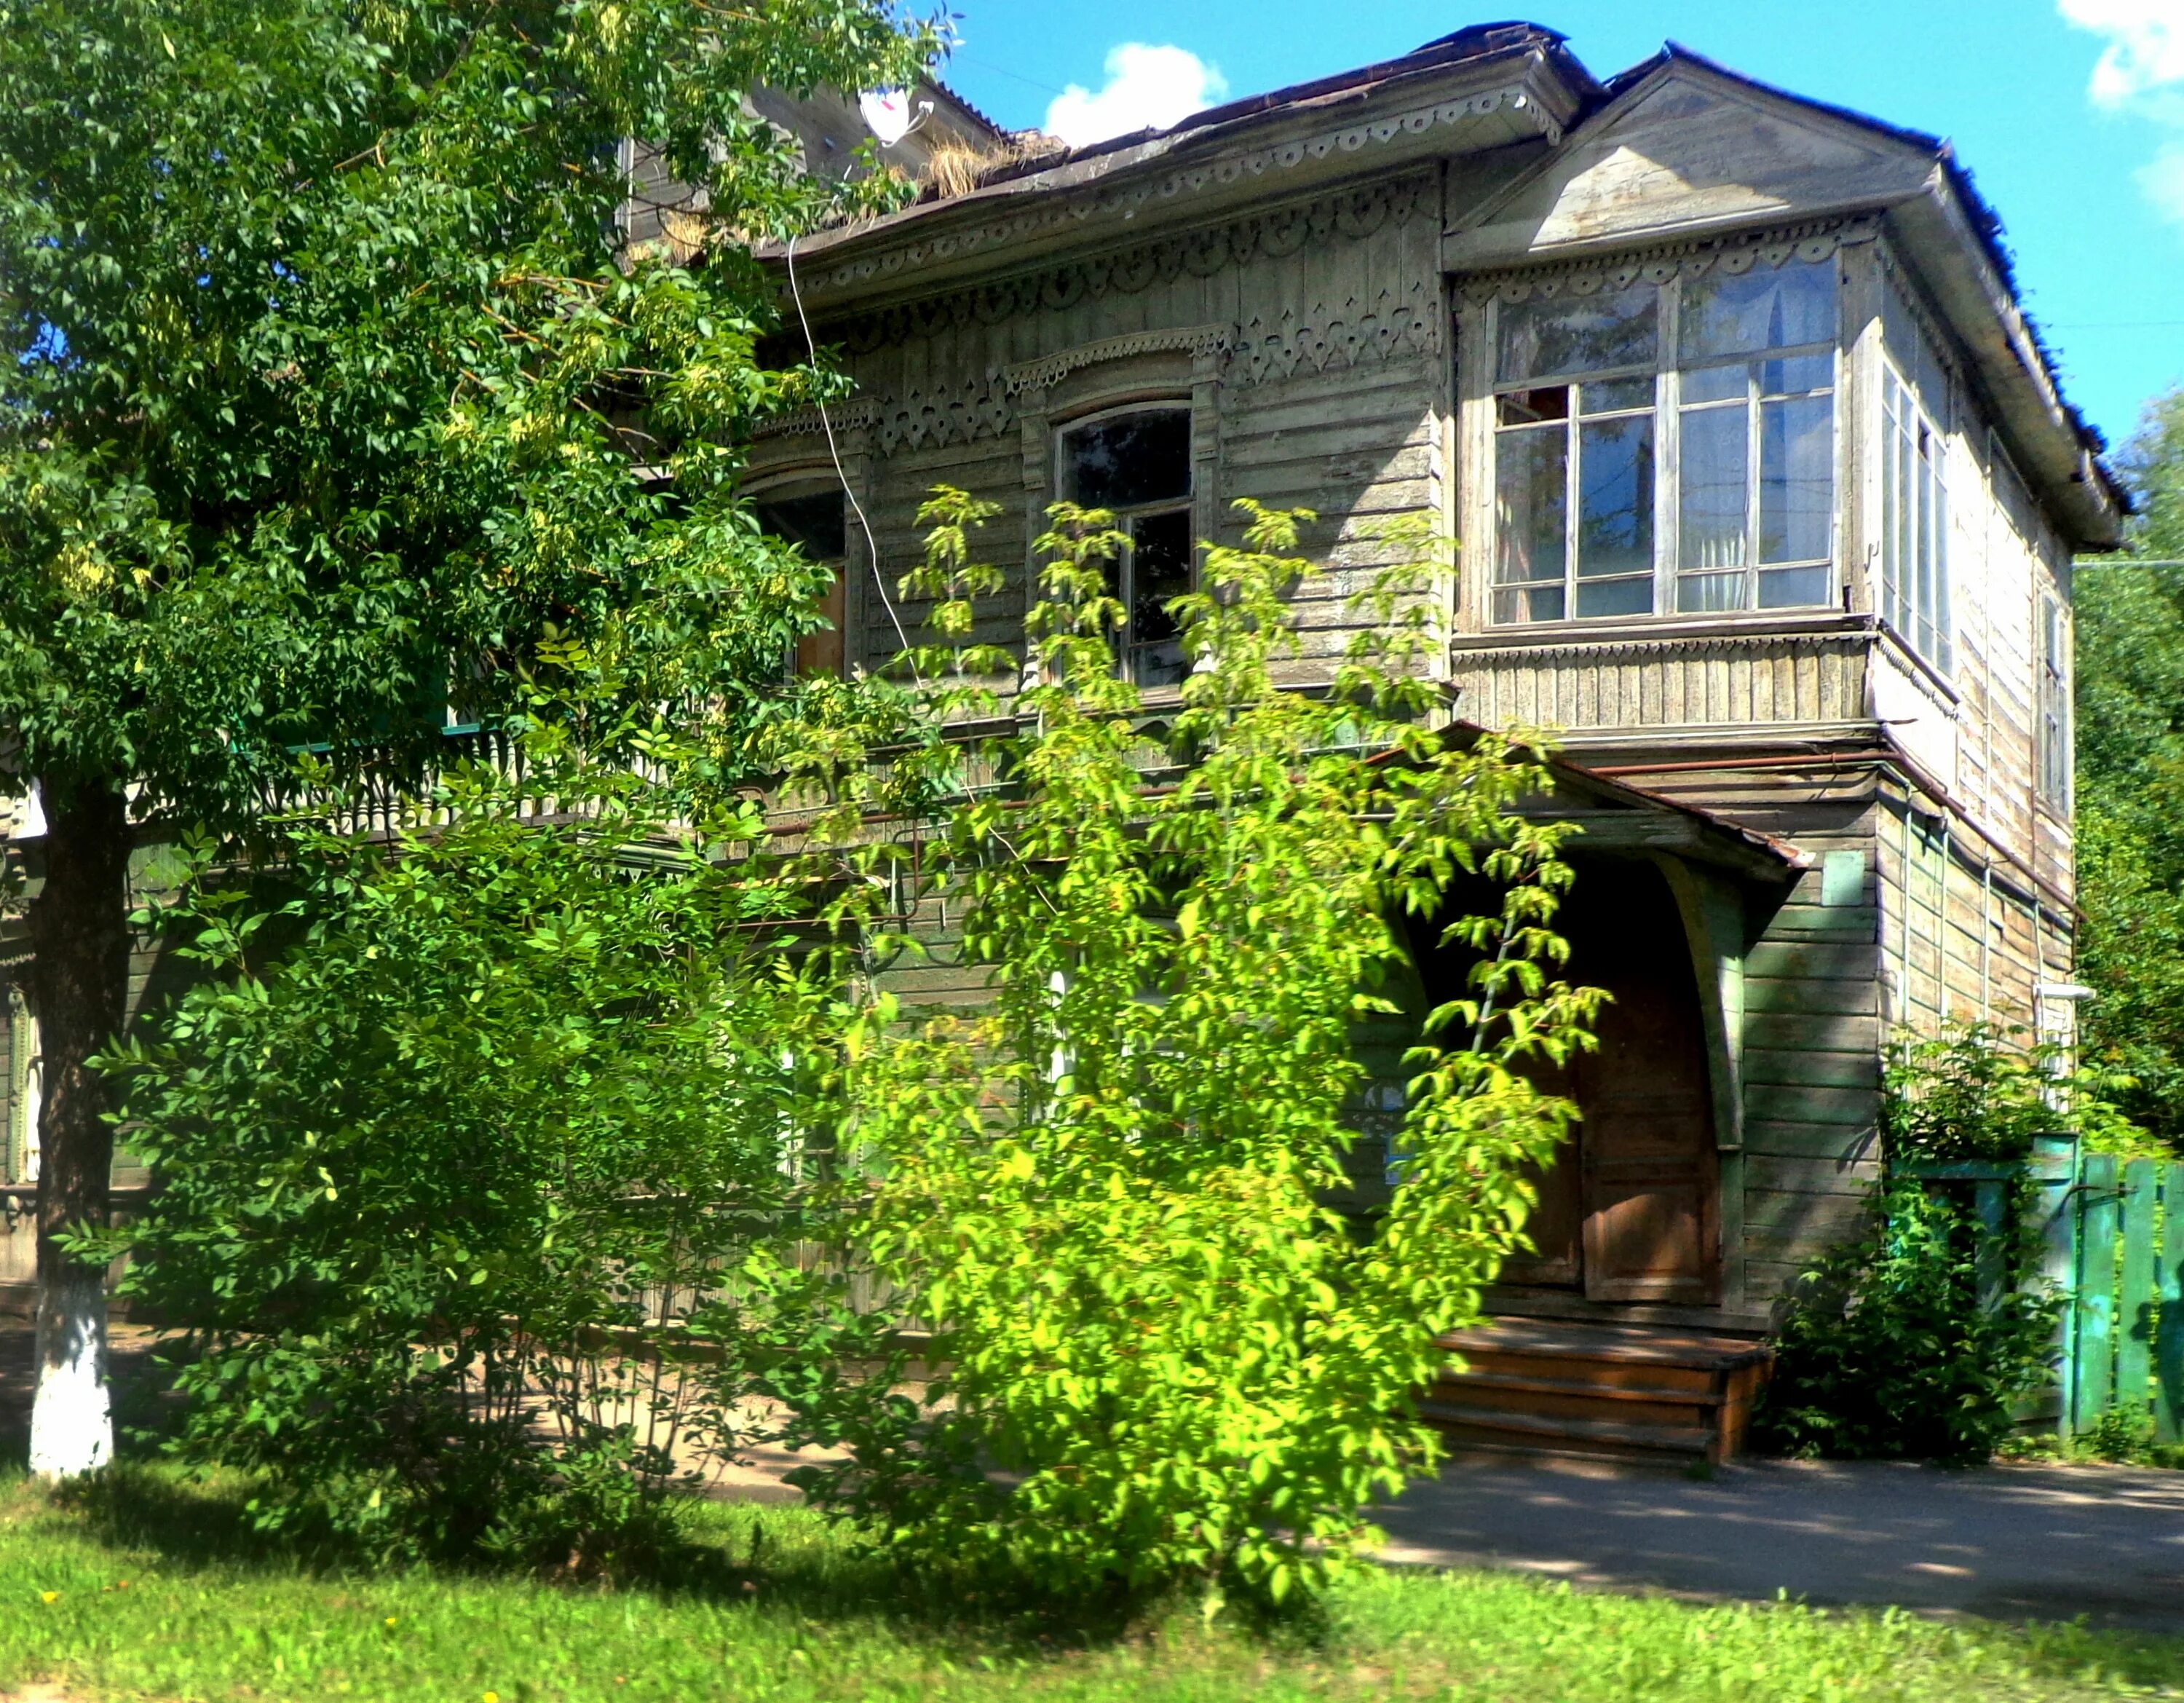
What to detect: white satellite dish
<box><xmin>859</xmin><ymin>88</ymin><xmax>915</xmax><ymax>147</ymax></box>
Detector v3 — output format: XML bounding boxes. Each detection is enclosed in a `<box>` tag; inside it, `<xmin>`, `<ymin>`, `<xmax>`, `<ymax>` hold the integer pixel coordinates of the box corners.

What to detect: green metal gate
<box><xmin>1908</xmin><ymin>1139</ymin><xmax>2184</xmax><ymax>1440</ymax></box>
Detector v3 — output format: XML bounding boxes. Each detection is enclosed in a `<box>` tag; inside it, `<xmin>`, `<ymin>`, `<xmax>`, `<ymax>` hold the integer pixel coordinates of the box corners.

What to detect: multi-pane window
<box><xmin>754</xmin><ymin>486</ymin><xmax>849</xmax><ymax>677</ymax></box>
<box><xmin>1880</xmin><ymin>363</ymin><xmax>1952</xmax><ymax>673</ymax></box>
<box><xmin>1059</xmin><ymin>407</ymin><xmax>1195</xmax><ymax>687</ymax></box>
<box><xmin>1489</xmin><ymin>256</ymin><xmax>1839</xmax><ymax>625</ymax></box>
<box><xmin>2039</xmin><ymin>592</ymin><xmax>2071</xmax><ymax>810</ymax></box>
<box><xmin>1674</xmin><ymin>264</ymin><xmax>1837</xmax><ymax>612</ymax></box>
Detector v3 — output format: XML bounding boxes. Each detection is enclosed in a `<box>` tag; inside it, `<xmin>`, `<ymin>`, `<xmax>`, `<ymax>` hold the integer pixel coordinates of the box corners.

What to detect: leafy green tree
<box><xmin>2076</xmin><ymin>390</ymin><xmax>2184</xmax><ymax>1140</ymax></box>
<box><xmin>0</xmin><ymin>0</ymin><xmax>928</xmax><ymax>1474</ymax></box>
<box><xmin>92</xmin><ymin>766</ymin><xmax>850</xmax><ymax>1566</ymax></box>
<box><xmin>795</xmin><ymin>497</ymin><xmax>1598</xmax><ymax>1608</ymax></box>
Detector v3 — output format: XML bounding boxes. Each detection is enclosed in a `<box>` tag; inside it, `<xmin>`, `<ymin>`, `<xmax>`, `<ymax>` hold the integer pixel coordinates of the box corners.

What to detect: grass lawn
<box><xmin>0</xmin><ymin>1469</ymin><xmax>2180</xmax><ymax>1702</ymax></box>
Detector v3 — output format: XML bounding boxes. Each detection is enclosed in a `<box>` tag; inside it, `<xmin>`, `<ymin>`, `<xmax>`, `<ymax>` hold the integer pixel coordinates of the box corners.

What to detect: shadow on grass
<box><xmin>44</xmin><ymin>1462</ymin><xmax>1275</xmax><ymax>1658</ymax></box>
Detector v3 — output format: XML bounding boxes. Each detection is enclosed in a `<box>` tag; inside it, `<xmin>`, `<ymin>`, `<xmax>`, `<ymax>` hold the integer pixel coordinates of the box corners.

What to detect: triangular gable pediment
<box><xmin>1449</xmin><ymin>56</ymin><xmax>1938</xmax><ymax>266</ymax></box>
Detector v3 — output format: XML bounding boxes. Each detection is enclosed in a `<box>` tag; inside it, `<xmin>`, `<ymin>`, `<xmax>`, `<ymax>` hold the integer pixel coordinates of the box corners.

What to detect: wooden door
<box><xmin>1468</xmin><ymin>861</ymin><xmax>1719</xmax><ymax>1303</ymax></box>
<box><xmin>1573</xmin><ymin>953</ymin><xmax>1720</xmax><ymax>1304</ymax></box>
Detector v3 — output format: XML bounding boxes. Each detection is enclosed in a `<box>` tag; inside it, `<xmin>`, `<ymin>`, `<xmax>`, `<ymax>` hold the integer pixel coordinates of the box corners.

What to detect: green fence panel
<box><xmin>2161</xmin><ymin>1163</ymin><xmax>2184</xmax><ymax>1444</ymax></box>
<box><xmin>2118</xmin><ymin>1158</ymin><xmax>2158</xmax><ymax>1426</ymax></box>
<box><xmin>2073</xmin><ymin>1152</ymin><xmax>2121</xmax><ymax>1434</ymax></box>
<box><xmin>2027</xmin><ymin>1137</ymin><xmax>2081</xmax><ymax>1436</ymax></box>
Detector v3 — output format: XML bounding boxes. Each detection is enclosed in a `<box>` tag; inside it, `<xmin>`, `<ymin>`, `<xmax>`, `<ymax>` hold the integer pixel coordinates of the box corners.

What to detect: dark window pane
<box><xmin>1126</xmin><ymin>508</ymin><xmax>1193</xmax><ymax>687</ymax></box>
<box><xmin>1760</xmin><ymin>394</ymin><xmax>1833</xmax><ymax>564</ymax></box>
<box><xmin>1575</xmin><ymin>576</ymin><xmax>1653</xmax><ymax>617</ymax></box>
<box><xmin>1497</xmin><ymin>285</ymin><xmax>1659</xmax><ymax>382</ymax></box>
<box><xmin>755</xmin><ymin>491</ymin><xmax>847</xmax><ymax>559</ymax></box>
<box><xmin>1580</xmin><ymin>376</ymin><xmax>1653</xmax><ymax>414</ymax></box>
<box><xmin>1495</xmin><ymin>423</ymin><xmax>1567</xmax><ymax>591</ymax></box>
<box><xmin>1681</xmin><ymin>258</ymin><xmax>1836</xmax><ymax>360</ymax></box>
<box><xmin>1577</xmin><ymin>414</ymin><xmax>1653</xmax><ymax>578</ymax></box>
<box><xmin>1499</xmin><ymin>386</ymin><xmax>1570</xmax><ymax>425</ymax></box>
<box><xmin>1495</xmin><ymin>583</ymin><xmax>1565</xmax><ymax>623</ymax></box>
<box><xmin>1061</xmin><ymin>409</ymin><xmax>1192</xmax><ymax>509</ymax></box>
<box><xmin>1757</xmin><ymin>564</ymin><xmax>1830</xmax><ymax>609</ymax></box>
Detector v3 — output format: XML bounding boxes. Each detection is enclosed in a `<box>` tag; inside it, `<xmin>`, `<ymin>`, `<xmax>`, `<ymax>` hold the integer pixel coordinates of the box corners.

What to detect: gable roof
<box><xmin>764</xmin><ymin>25</ymin><xmax>2120</xmax><ymax>545</ymax></box>
<box><xmin>1447</xmin><ymin>42</ymin><xmax>2124</xmax><ymax>546</ymax></box>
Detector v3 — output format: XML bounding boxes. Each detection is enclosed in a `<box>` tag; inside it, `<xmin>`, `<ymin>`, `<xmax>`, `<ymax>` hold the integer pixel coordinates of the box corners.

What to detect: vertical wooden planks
<box><xmin>2073</xmin><ymin>1151</ymin><xmax>2120</xmax><ymax>1434</ymax></box>
<box><xmin>2159</xmin><ymin>1162</ymin><xmax>2184</xmax><ymax>1443</ymax></box>
<box><xmin>2117</xmin><ymin>1158</ymin><xmax>2157</xmax><ymax>1426</ymax></box>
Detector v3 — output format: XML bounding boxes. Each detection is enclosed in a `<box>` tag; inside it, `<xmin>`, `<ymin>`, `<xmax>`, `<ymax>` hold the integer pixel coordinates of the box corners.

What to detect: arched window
<box><xmin>753</xmin><ymin>481</ymin><xmax>850</xmax><ymax>678</ymax></box>
<box><xmin>1058</xmin><ymin>406</ymin><xmax>1195</xmax><ymax>687</ymax></box>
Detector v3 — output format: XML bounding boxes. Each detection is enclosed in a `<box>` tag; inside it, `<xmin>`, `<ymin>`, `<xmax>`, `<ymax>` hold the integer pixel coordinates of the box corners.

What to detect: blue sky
<box><xmin>938</xmin><ymin>1</ymin><xmax>2184</xmax><ymax>462</ymax></box>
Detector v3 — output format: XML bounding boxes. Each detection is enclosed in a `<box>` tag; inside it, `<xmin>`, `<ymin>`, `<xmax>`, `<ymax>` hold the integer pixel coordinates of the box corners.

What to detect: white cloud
<box><xmin>2061</xmin><ymin>0</ymin><xmax>2184</xmax><ymax>221</ymax></box>
<box><xmin>2060</xmin><ymin>0</ymin><xmax>2184</xmax><ymax>105</ymax></box>
<box><xmin>1045</xmin><ymin>44</ymin><xmax>1227</xmax><ymax>149</ymax></box>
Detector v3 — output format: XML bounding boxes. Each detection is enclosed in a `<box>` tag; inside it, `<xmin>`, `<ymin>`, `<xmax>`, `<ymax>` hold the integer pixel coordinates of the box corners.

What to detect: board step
<box><xmin>1425</xmin><ymin>1316</ymin><xmax>1773</xmax><ymax>1465</ymax></box>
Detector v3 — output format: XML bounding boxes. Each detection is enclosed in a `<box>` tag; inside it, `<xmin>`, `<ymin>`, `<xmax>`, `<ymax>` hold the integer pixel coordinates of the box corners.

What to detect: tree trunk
<box><xmin>25</xmin><ymin>776</ymin><xmax>130</xmax><ymax>1479</ymax></box>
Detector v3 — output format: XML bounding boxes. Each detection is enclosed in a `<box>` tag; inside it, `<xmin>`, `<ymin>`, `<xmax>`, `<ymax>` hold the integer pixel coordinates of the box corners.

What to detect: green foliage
<box><xmin>0</xmin><ymin>0</ymin><xmax>932</xmax><ymax>812</ymax></box>
<box><xmin>1760</xmin><ymin>1024</ymin><xmax>2104</xmax><ymax>1463</ymax></box>
<box><xmin>83</xmin><ymin>765</ymin><xmax>856</xmax><ymax>1568</ymax></box>
<box><xmin>1754</xmin><ymin>1178</ymin><xmax>2060</xmax><ymax>1463</ymax></box>
<box><xmin>1884</xmin><ymin>1021</ymin><xmax>2149</xmax><ymax>1161</ymax></box>
<box><xmin>2076</xmin><ymin>389</ymin><xmax>2184</xmax><ymax>1143</ymax></box>
<box><xmin>791</xmin><ymin>496</ymin><xmax>1597</xmax><ymax>1607</ymax></box>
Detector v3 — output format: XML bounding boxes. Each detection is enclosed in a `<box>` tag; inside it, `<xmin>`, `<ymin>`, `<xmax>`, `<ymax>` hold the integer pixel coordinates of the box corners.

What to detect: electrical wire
<box><xmin>783</xmin><ymin>231</ymin><xmax>919</xmax><ymax>676</ymax></box>
<box><xmin>780</xmin><ymin>227</ymin><xmax>1059</xmax><ymax>915</ymax></box>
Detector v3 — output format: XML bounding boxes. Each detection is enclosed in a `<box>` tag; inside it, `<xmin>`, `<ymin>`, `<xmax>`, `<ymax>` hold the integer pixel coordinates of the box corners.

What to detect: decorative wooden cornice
<box><xmin>1002</xmin><ymin>325</ymin><xmax>1235</xmax><ymax>396</ymax></box>
<box><xmin>799</xmin><ymin>84</ymin><xmax>1546</xmax><ymax>306</ymax></box>
<box><xmin>1458</xmin><ymin>216</ymin><xmax>1879</xmax><ymax>304</ymax></box>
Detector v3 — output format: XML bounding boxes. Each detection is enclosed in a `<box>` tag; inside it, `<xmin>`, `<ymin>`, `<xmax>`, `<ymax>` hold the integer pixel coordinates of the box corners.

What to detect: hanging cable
<box><xmin>783</xmin><ymin>232</ymin><xmax>918</xmax><ymax>674</ymax></box>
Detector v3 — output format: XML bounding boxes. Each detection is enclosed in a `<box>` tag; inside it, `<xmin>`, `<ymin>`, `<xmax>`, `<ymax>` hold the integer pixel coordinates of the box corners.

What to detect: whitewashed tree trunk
<box><xmin>29</xmin><ymin>1263</ymin><xmax>110</xmax><ymax>1478</ymax></box>
<box><xmin>25</xmin><ymin>775</ymin><xmax>130</xmax><ymax>1479</ymax></box>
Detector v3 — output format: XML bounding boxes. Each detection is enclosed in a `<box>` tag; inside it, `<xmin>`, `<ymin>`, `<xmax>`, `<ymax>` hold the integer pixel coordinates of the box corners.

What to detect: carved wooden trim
<box><xmin>750</xmin><ymin>399</ymin><xmax>881</xmax><ymax>442</ymax></box>
<box><xmin>834</xmin><ymin>174</ymin><xmax>1436</xmax><ymax>354</ymax></box>
<box><xmin>1002</xmin><ymin>325</ymin><xmax>1235</xmax><ymax>396</ymax></box>
<box><xmin>804</xmin><ymin>88</ymin><xmax>1540</xmax><ymax>299</ymax></box>
<box><xmin>1459</xmin><ymin>216</ymin><xmax>1880</xmax><ymax>305</ymax></box>
<box><xmin>1455</xmin><ymin>629</ymin><xmax>1874</xmax><ymax>666</ymax></box>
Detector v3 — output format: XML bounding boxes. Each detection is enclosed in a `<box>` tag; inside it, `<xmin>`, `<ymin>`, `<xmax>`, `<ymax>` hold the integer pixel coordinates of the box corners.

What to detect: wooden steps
<box><xmin>1422</xmin><ymin>1317</ymin><xmax>1774</xmax><ymax>1465</ymax></box>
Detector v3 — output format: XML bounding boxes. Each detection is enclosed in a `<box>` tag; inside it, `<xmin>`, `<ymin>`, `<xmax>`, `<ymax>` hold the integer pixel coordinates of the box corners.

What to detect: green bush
<box><xmin>786</xmin><ymin>497</ymin><xmax>1598</xmax><ymax>1609</ymax></box>
<box><xmin>1753</xmin><ymin>1178</ymin><xmax>2059</xmax><ymax>1463</ymax></box>
<box><xmin>1883</xmin><ymin>1021</ymin><xmax>2151</xmax><ymax>1161</ymax></box>
<box><xmin>1758</xmin><ymin>1021</ymin><xmax>2146</xmax><ymax>1463</ymax></box>
<box><xmin>89</xmin><ymin>769</ymin><xmax>855</xmax><ymax>1568</ymax></box>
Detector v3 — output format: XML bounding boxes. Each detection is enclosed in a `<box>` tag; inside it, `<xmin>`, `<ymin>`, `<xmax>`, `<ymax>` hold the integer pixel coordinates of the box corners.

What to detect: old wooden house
<box><xmin>724</xmin><ymin>23</ymin><xmax>2123</xmax><ymax>1456</ymax></box>
<box><xmin>0</xmin><ymin>23</ymin><xmax>2125</xmax><ymax>1461</ymax></box>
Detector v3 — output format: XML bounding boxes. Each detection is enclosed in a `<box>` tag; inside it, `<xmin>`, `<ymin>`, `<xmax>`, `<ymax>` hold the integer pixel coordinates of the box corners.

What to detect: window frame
<box><xmin>1878</xmin><ymin>357</ymin><xmax>1953</xmax><ymax>678</ymax></box>
<box><xmin>750</xmin><ymin>473</ymin><xmax>852</xmax><ymax>681</ymax></box>
<box><xmin>2038</xmin><ymin>589</ymin><xmax>2072</xmax><ymax>814</ymax></box>
<box><xmin>1480</xmin><ymin>253</ymin><xmax>1845</xmax><ymax>631</ymax></box>
<box><xmin>1053</xmin><ymin>400</ymin><xmax>1198</xmax><ymax>690</ymax></box>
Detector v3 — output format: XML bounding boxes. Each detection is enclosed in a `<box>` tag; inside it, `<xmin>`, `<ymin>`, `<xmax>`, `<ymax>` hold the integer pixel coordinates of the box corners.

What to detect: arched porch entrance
<box><xmin>1411</xmin><ymin>856</ymin><xmax>1722</xmax><ymax>1307</ymax></box>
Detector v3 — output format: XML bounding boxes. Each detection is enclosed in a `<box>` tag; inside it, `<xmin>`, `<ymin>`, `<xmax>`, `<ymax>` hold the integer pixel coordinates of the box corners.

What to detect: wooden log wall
<box><xmin>752</xmin><ymin>171</ymin><xmax>1454</xmax><ymax>696</ymax></box>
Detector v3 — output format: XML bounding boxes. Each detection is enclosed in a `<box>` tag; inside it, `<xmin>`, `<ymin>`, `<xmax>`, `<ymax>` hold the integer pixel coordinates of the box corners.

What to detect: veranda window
<box><xmin>1880</xmin><ymin>363</ymin><xmax>1952</xmax><ymax>673</ymax></box>
<box><xmin>1490</xmin><ymin>255</ymin><xmax>1840</xmax><ymax>625</ymax></box>
<box><xmin>2038</xmin><ymin>592</ymin><xmax>2070</xmax><ymax>810</ymax></box>
<box><xmin>1059</xmin><ymin>407</ymin><xmax>1195</xmax><ymax>687</ymax></box>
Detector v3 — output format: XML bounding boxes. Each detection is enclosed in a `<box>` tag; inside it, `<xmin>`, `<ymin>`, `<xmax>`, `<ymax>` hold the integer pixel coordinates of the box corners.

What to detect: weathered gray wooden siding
<box><xmin>1735</xmin><ymin>840</ymin><xmax>1885</xmax><ymax>1308</ymax></box>
<box><xmin>1449</xmin><ymin>628</ymin><xmax>1872</xmax><ymax>739</ymax></box>
<box><xmin>747</xmin><ymin>171</ymin><xmax>1451</xmax><ymax>695</ymax></box>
